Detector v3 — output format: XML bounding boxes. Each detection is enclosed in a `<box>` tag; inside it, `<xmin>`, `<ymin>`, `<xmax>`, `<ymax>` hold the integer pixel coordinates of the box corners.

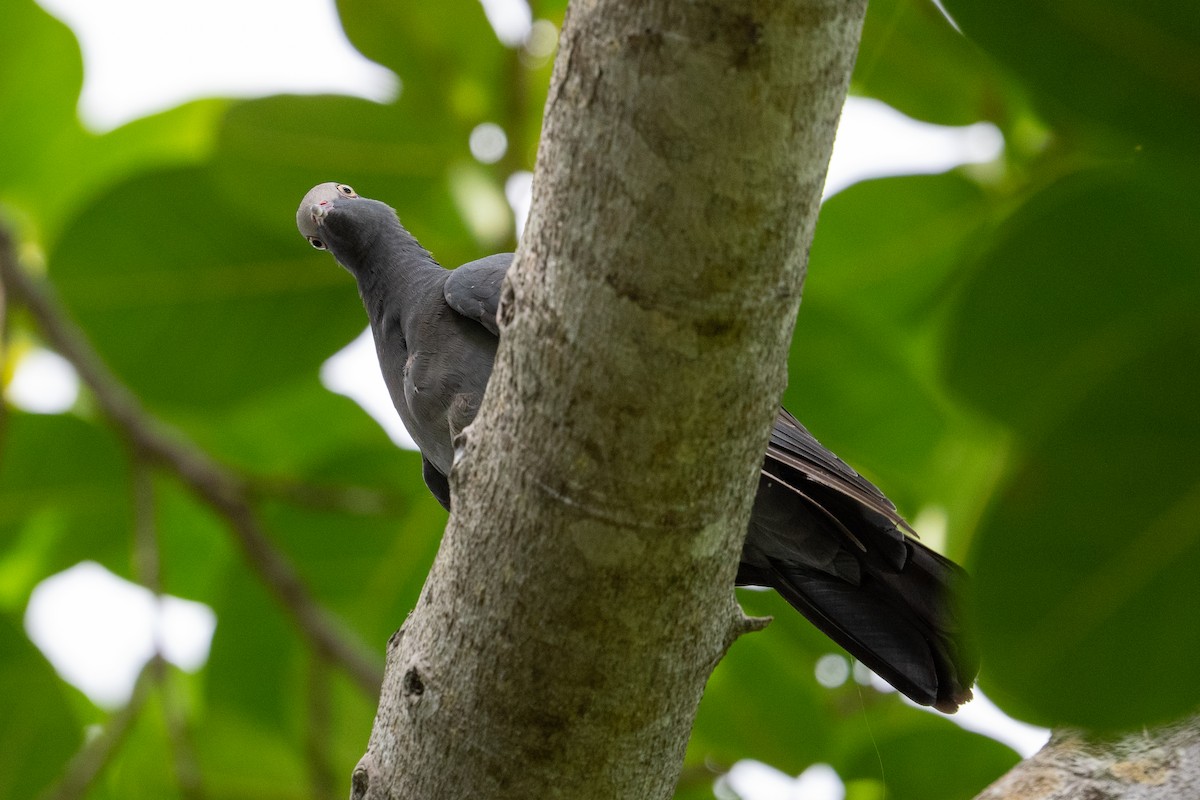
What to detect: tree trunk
<box><xmin>353</xmin><ymin>1</ymin><xmax>865</xmax><ymax>797</ymax></box>
<box><xmin>975</xmin><ymin>716</ymin><xmax>1200</xmax><ymax>800</ymax></box>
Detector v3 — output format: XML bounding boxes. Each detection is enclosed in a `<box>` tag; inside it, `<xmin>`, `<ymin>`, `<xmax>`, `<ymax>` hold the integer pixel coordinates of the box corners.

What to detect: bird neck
<box><xmin>351</xmin><ymin>222</ymin><xmax>444</xmax><ymax>329</ymax></box>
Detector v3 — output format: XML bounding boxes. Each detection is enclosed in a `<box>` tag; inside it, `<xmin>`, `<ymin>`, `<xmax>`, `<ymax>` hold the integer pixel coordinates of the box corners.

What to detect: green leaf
<box><xmin>940</xmin><ymin>0</ymin><xmax>1200</xmax><ymax>153</ymax></box>
<box><xmin>944</xmin><ymin>168</ymin><xmax>1199</xmax><ymax>434</ymax></box>
<box><xmin>808</xmin><ymin>173</ymin><xmax>991</xmax><ymax>332</ymax></box>
<box><xmin>0</xmin><ymin>413</ymin><xmax>132</xmax><ymax>584</ymax></box>
<box><xmin>0</xmin><ymin>0</ymin><xmax>222</xmax><ymax>242</ymax></box>
<box><xmin>197</xmin><ymin>621</ymin><xmax>375</xmax><ymax>799</ymax></box>
<box><xmin>169</xmin><ymin>377</ymin><xmax>444</xmax><ymax>647</ymax></box>
<box><xmin>855</xmin><ymin>0</ymin><xmax>1015</xmax><ymax>127</ymax></box>
<box><xmin>204</xmin><ymin>564</ymin><xmax>305</xmax><ymax>733</ymax></box>
<box><xmin>179</xmin><ymin>378</ymin><xmax>402</xmax><ymax>475</ymax></box>
<box><xmin>90</xmin><ymin>683</ymin><xmax>183</xmax><ymax>800</ymax></box>
<box><xmin>48</xmin><ymin>167</ymin><xmax>366</xmax><ymax>410</ymax></box>
<box><xmin>211</xmin><ymin>94</ymin><xmax>486</xmax><ymax>267</ymax></box>
<box><xmin>972</xmin><ymin>330</ymin><xmax>1200</xmax><ymax>729</ymax></box>
<box><xmin>784</xmin><ymin>302</ymin><xmax>951</xmax><ymax>518</ymax></box>
<box><xmin>154</xmin><ymin>479</ymin><xmax>238</xmax><ymax>606</ymax></box>
<box><xmin>337</xmin><ymin>0</ymin><xmax>506</xmax><ymax>112</ymax></box>
<box><xmin>672</xmin><ymin>773</ymin><xmax>719</xmax><ymax>800</ymax></box>
<box><xmin>193</xmin><ymin>707</ymin><xmax>309</xmax><ymax>800</ymax></box>
<box><xmin>834</xmin><ymin>708</ymin><xmax>1018</xmax><ymax>800</ymax></box>
<box><xmin>262</xmin><ymin>452</ymin><xmax>447</xmax><ymax>648</ymax></box>
<box><xmin>791</xmin><ymin>174</ymin><xmax>983</xmax><ymax>497</ymax></box>
<box><xmin>0</xmin><ymin>614</ymin><xmax>82</xmax><ymax>800</ymax></box>
<box><xmin>799</xmin><ymin>172</ymin><xmax>1009</xmax><ymax>557</ymax></box>
<box><xmin>0</xmin><ymin>0</ymin><xmax>84</xmax><ymax>203</ymax></box>
<box><xmin>691</xmin><ymin>590</ymin><xmax>831</xmax><ymax>773</ymax></box>
<box><xmin>945</xmin><ymin>167</ymin><xmax>1200</xmax><ymax>728</ymax></box>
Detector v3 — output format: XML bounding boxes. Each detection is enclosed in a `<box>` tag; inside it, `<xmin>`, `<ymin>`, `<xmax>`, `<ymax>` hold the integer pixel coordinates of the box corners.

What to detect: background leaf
<box><xmin>49</xmin><ymin>167</ymin><xmax>365</xmax><ymax>411</ymax></box>
<box><xmin>853</xmin><ymin>0</ymin><xmax>1017</xmax><ymax>128</ymax></box>
<box><xmin>0</xmin><ymin>615</ymin><xmax>82</xmax><ymax>800</ymax></box>
<box><xmin>0</xmin><ymin>413</ymin><xmax>132</xmax><ymax>586</ymax></box>
<box><xmin>5</xmin><ymin>0</ymin><xmax>1198</xmax><ymax>796</ymax></box>
<box><xmin>940</xmin><ymin>0</ymin><xmax>1200</xmax><ymax>153</ymax></box>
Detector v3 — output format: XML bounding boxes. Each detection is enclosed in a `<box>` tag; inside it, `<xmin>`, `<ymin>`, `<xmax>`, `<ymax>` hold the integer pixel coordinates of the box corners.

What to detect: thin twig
<box><xmin>306</xmin><ymin>655</ymin><xmax>338</xmax><ymax>800</ymax></box>
<box><xmin>246</xmin><ymin>475</ymin><xmax>410</xmax><ymax>517</ymax></box>
<box><xmin>37</xmin><ymin>658</ymin><xmax>159</xmax><ymax>800</ymax></box>
<box><xmin>150</xmin><ymin>655</ymin><xmax>207</xmax><ymax>800</ymax></box>
<box><xmin>132</xmin><ymin>459</ymin><xmax>206</xmax><ymax>799</ymax></box>
<box><xmin>132</xmin><ymin>458</ymin><xmax>162</xmax><ymax>595</ymax></box>
<box><xmin>0</xmin><ymin>225</ymin><xmax>383</xmax><ymax>696</ymax></box>
<box><xmin>0</xmin><ymin>256</ymin><xmax>10</xmax><ymax>453</ymax></box>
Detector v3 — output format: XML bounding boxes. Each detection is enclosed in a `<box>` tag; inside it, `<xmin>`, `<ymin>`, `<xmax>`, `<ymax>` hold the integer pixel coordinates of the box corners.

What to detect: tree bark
<box><xmin>354</xmin><ymin>1</ymin><xmax>865</xmax><ymax>797</ymax></box>
<box><xmin>975</xmin><ymin>716</ymin><xmax>1200</xmax><ymax>800</ymax></box>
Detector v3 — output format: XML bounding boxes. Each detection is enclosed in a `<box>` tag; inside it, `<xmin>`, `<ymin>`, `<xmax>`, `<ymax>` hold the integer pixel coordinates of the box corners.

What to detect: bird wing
<box><xmin>749</xmin><ymin>409</ymin><xmax>978</xmax><ymax>711</ymax></box>
<box><xmin>442</xmin><ymin>253</ymin><xmax>513</xmax><ymax>336</ymax></box>
<box><xmin>765</xmin><ymin>408</ymin><xmax>916</xmax><ymax>538</ymax></box>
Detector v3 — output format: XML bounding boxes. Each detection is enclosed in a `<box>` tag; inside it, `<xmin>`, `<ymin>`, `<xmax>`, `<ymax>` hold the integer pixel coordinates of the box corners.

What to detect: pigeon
<box><xmin>297</xmin><ymin>181</ymin><xmax>978</xmax><ymax>712</ymax></box>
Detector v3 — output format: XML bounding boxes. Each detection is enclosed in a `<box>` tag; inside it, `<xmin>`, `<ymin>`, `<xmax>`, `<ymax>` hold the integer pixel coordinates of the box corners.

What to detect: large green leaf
<box><xmin>198</xmin><ymin>566</ymin><xmax>377</xmax><ymax>798</ymax></box>
<box><xmin>153</xmin><ymin>479</ymin><xmax>238</xmax><ymax>607</ymax></box>
<box><xmin>48</xmin><ymin>167</ymin><xmax>365</xmax><ymax>410</ymax></box>
<box><xmin>193</xmin><ymin>707</ymin><xmax>310</xmax><ymax>800</ymax></box>
<box><xmin>169</xmin><ymin>376</ymin><xmax>444</xmax><ymax>647</ymax></box>
<box><xmin>792</xmin><ymin>174</ymin><xmax>995</xmax><ymax>500</ymax></box>
<box><xmin>88</xmin><ymin>683</ymin><xmax>185</xmax><ymax>800</ymax></box>
<box><xmin>941</xmin><ymin>0</ymin><xmax>1200</xmax><ymax>153</ymax></box>
<box><xmin>262</xmin><ymin>451</ymin><xmax>448</xmax><ymax>648</ymax></box>
<box><xmin>834</xmin><ymin>707</ymin><xmax>1018</xmax><ymax>800</ymax></box>
<box><xmin>946</xmin><ymin>167</ymin><xmax>1200</xmax><ymax>729</ymax></box>
<box><xmin>855</xmin><ymin>0</ymin><xmax>1016</xmax><ymax>127</ymax></box>
<box><xmin>205</xmin><ymin>555</ymin><xmax>316</xmax><ymax>733</ymax></box>
<box><xmin>971</xmin><ymin>330</ymin><xmax>1200</xmax><ymax>729</ymax></box>
<box><xmin>785</xmin><ymin>302</ymin><xmax>952</xmax><ymax>517</ymax></box>
<box><xmin>0</xmin><ymin>413</ymin><xmax>132</xmax><ymax>585</ymax></box>
<box><xmin>808</xmin><ymin>173</ymin><xmax>991</xmax><ymax>333</ymax></box>
<box><xmin>0</xmin><ymin>0</ymin><xmax>82</xmax><ymax>196</ymax></box>
<box><xmin>0</xmin><ymin>0</ymin><xmax>223</xmax><ymax>242</ymax></box>
<box><xmin>179</xmin><ymin>377</ymin><xmax>406</xmax><ymax>476</ymax></box>
<box><xmin>945</xmin><ymin>168</ymin><xmax>1199</xmax><ymax>434</ymax></box>
<box><xmin>337</xmin><ymin>0</ymin><xmax>506</xmax><ymax>113</ymax></box>
<box><xmin>0</xmin><ymin>615</ymin><xmax>82</xmax><ymax>800</ymax></box>
<box><xmin>210</xmin><ymin>94</ymin><xmax>483</xmax><ymax>267</ymax></box>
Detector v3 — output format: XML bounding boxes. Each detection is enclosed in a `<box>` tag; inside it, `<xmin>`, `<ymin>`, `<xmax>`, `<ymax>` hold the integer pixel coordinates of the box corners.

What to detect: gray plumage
<box><xmin>297</xmin><ymin>182</ymin><xmax>978</xmax><ymax>712</ymax></box>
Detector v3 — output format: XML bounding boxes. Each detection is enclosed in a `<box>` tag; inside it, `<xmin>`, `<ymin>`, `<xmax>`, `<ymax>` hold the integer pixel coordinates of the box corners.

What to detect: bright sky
<box><xmin>14</xmin><ymin>1</ymin><xmax>1034</xmax><ymax>796</ymax></box>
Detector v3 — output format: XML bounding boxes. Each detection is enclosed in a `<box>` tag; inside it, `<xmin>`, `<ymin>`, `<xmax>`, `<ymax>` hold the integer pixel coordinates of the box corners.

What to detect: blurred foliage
<box><xmin>0</xmin><ymin>0</ymin><xmax>1197</xmax><ymax>798</ymax></box>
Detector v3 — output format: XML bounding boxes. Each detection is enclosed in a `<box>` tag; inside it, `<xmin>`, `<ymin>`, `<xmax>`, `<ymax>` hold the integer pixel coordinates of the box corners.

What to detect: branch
<box><xmin>976</xmin><ymin>716</ymin><xmax>1200</xmax><ymax>799</ymax></box>
<box><xmin>306</xmin><ymin>656</ymin><xmax>338</xmax><ymax>800</ymax></box>
<box><xmin>358</xmin><ymin>1</ymin><xmax>867</xmax><ymax>797</ymax></box>
<box><xmin>132</xmin><ymin>459</ymin><xmax>206</xmax><ymax>799</ymax></box>
<box><xmin>0</xmin><ymin>225</ymin><xmax>383</xmax><ymax>696</ymax></box>
<box><xmin>37</xmin><ymin>658</ymin><xmax>159</xmax><ymax>800</ymax></box>
<box><xmin>245</xmin><ymin>475</ymin><xmax>410</xmax><ymax>516</ymax></box>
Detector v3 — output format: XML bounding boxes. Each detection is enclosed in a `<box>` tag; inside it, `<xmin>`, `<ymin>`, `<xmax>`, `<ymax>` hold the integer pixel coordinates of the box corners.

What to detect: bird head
<box><xmin>296</xmin><ymin>182</ymin><xmax>399</xmax><ymax>272</ymax></box>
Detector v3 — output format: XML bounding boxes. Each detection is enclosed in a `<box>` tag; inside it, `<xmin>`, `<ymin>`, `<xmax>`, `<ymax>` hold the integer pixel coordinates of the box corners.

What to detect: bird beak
<box><xmin>310</xmin><ymin>202</ymin><xmax>330</xmax><ymax>227</ymax></box>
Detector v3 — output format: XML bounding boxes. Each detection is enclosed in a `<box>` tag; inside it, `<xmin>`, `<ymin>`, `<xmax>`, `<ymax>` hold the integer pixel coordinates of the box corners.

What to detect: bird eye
<box><xmin>307</xmin><ymin>236</ymin><xmax>327</xmax><ymax>250</ymax></box>
<box><xmin>336</xmin><ymin>184</ymin><xmax>357</xmax><ymax>197</ymax></box>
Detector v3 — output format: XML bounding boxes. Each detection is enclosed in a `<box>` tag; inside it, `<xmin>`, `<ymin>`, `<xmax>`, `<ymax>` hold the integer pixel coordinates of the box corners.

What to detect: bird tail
<box><xmin>760</xmin><ymin>542</ymin><xmax>977</xmax><ymax>712</ymax></box>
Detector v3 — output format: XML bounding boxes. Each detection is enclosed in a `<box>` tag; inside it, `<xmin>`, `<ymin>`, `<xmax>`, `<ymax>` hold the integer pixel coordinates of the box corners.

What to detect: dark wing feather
<box><xmin>742</xmin><ymin>409</ymin><xmax>978</xmax><ymax>712</ymax></box>
<box><xmin>767</xmin><ymin>409</ymin><xmax>916</xmax><ymax>537</ymax></box>
<box><xmin>443</xmin><ymin>253</ymin><xmax>512</xmax><ymax>335</ymax></box>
